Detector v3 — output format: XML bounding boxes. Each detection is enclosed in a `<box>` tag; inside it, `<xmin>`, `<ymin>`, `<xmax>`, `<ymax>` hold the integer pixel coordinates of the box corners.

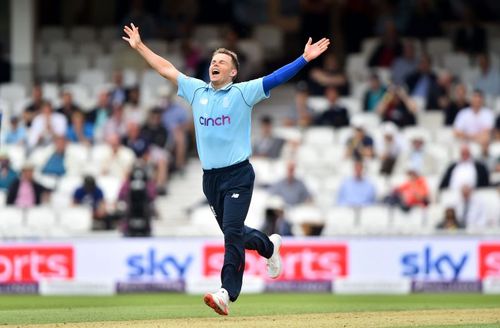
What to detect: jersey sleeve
<box><xmin>176</xmin><ymin>73</ymin><xmax>206</xmax><ymax>105</ymax></box>
<box><xmin>235</xmin><ymin>78</ymin><xmax>269</xmax><ymax>107</ymax></box>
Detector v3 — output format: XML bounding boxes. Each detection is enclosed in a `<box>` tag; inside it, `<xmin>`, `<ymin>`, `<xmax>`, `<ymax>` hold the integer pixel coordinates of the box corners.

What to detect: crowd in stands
<box><xmin>1</xmin><ymin>0</ymin><xmax>500</xmax><ymax>236</ymax></box>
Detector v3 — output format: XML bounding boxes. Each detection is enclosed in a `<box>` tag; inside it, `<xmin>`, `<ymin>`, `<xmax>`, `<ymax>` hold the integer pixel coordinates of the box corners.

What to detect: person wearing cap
<box><xmin>0</xmin><ymin>153</ymin><xmax>17</xmax><ymax>191</ymax></box>
<box><xmin>376</xmin><ymin>122</ymin><xmax>403</xmax><ymax>175</ymax></box>
<box><xmin>386</xmin><ymin>164</ymin><xmax>429</xmax><ymax>211</ymax></box>
<box><xmin>6</xmin><ymin>163</ymin><xmax>50</xmax><ymax>207</ymax></box>
<box><xmin>395</xmin><ymin>131</ymin><xmax>437</xmax><ymax>175</ymax></box>
<box><xmin>73</xmin><ymin>175</ymin><xmax>110</xmax><ymax>229</ymax></box>
<box><xmin>345</xmin><ymin>118</ymin><xmax>374</xmax><ymax>160</ymax></box>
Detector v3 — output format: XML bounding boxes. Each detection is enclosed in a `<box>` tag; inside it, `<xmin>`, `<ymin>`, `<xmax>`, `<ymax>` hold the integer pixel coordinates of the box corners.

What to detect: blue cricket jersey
<box><xmin>177</xmin><ymin>73</ymin><xmax>269</xmax><ymax>169</ymax></box>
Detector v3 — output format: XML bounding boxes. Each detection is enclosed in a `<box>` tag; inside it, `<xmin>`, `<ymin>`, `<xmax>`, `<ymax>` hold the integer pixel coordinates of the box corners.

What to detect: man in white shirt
<box><xmin>27</xmin><ymin>101</ymin><xmax>67</xmax><ymax>149</ymax></box>
<box><xmin>453</xmin><ymin>90</ymin><xmax>494</xmax><ymax>145</ymax></box>
<box><xmin>454</xmin><ymin>184</ymin><xmax>487</xmax><ymax>229</ymax></box>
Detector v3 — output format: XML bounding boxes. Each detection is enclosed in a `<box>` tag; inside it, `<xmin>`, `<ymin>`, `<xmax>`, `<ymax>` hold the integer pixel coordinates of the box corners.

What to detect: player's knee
<box><xmin>223</xmin><ymin>225</ymin><xmax>244</xmax><ymax>244</ymax></box>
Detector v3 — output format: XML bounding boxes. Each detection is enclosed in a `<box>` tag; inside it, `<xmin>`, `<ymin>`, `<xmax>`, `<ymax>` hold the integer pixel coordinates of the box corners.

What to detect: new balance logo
<box><xmin>231</xmin><ymin>193</ymin><xmax>240</xmax><ymax>199</ymax></box>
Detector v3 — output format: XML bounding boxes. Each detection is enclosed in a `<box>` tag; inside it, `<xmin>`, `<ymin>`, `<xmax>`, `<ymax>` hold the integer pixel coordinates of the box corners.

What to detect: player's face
<box><xmin>209</xmin><ymin>53</ymin><xmax>237</xmax><ymax>86</ymax></box>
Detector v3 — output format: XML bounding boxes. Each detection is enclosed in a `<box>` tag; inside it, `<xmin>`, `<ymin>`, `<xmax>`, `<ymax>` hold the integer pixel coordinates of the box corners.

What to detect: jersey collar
<box><xmin>208</xmin><ymin>81</ymin><xmax>233</xmax><ymax>91</ymax></box>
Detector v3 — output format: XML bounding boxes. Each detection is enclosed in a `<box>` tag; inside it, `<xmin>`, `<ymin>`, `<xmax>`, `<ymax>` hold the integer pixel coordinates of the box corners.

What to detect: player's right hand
<box><xmin>122</xmin><ymin>23</ymin><xmax>141</xmax><ymax>49</ymax></box>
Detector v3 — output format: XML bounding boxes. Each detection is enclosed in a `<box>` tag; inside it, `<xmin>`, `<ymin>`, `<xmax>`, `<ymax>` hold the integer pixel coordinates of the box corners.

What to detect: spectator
<box><xmin>368</xmin><ymin>20</ymin><xmax>403</xmax><ymax>68</ymax></box>
<box><xmin>141</xmin><ymin>108</ymin><xmax>169</xmax><ymax>150</ymax></box>
<box><xmin>73</xmin><ymin>175</ymin><xmax>115</xmax><ymax>230</ymax></box>
<box><xmin>337</xmin><ymin>160</ymin><xmax>376</xmax><ymax>207</ymax></box>
<box><xmin>436</xmin><ymin>207</ymin><xmax>464</xmax><ymax>230</ymax></box>
<box><xmin>0</xmin><ymin>42</ymin><xmax>11</xmax><ymax>83</ymax></box>
<box><xmin>495</xmin><ymin>115</ymin><xmax>500</xmax><ymax>141</ymax></box>
<box><xmin>453</xmin><ymin>8</ymin><xmax>486</xmax><ymax>54</ymax></box>
<box><xmin>98</xmin><ymin>134</ymin><xmax>136</xmax><ymax>179</ymax></box>
<box><xmin>436</xmin><ymin>70</ymin><xmax>455</xmax><ymax>111</ymax></box>
<box><xmin>123</xmin><ymin>86</ymin><xmax>145</xmax><ymax>125</ymax></box>
<box><xmin>439</xmin><ymin>143</ymin><xmax>490</xmax><ymax>190</ymax></box>
<box><xmin>405</xmin><ymin>54</ymin><xmax>440</xmax><ymax>109</ymax></box>
<box><xmin>262</xmin><ymin>196</ymin><xmax>293</xmax><ymax>237</ymax></box>
<box><xmin>396</xmin><ymin>132</ymin><xmax>437</xmax><ymax>176</ymax></box>
<box><xmin>391</xmin><ymin>40</ymin><xmax>418</xmax><ymax>86</ymax></box>
<box><xmin>4</xmin><ymin>116</ymin><xmax>27</xmax><ymax>145</ymax></box>
<box><xmin>345</xmin><ymin>119</ymin><xmax>374</xmax><ymax>161</ymax></box>
<box><xmin>27</xmin><ymin>101</ymin><xmax>67</xmax><ymax>149</ymax></box>
<box><xmin>478</xmin><ymin>142</ymin><xmax>497</xmax><ymax>173</ymax></box>
<box><xmin>308</xmin><ymin>53</ymin><xmax>350</xmax><ymax>96</ymax></box>
<box><xmin>376</xmin><ymin>122</ymin><xmax>403</xmax><ymax>176</ymax></box>
<box><xmin>269</xmin><ymin>161</ymin><xmax>312</xmax><ymax>206</ymax></box>
<box><xmin>6</xmin><ymin>163</ymin><xmax>50</xmax><ymax>207</ymax></box>
<box><xmin>66</xmin><ymin>110</ymin><xmax>94</xmax><ymax>144</ymax></box>
<box><xmin>102</xmin><ymin>104</ymin><xmax>127</xmax><ymax>141</ymax></box>
<box><xmin>453</xmin><ymin>90</ymin><xmax>494</xmax><ymax>146</ymax></box>
<box><xmin>109</xmin><ymin>71</ymin><xmax>127</xmax><ymax>106</ymax></box>
<box><xmin>86</xmin><ymin>90</ymin><xmax>111</xmax><ymax>131</ymax></box>
<box><xmin>453</xmin><ymin>184</ymin><xmax>488</xmax><ymax>229</ymax></box>
<box><xmin>41</xmin><ymin>136</ymin><xmax>69</xmax><ymax>177</ymax></box>
<box><xmin>442</xmin><ymin>83</ymin><xmax>469</xmax><ymax>126</ymax></box>
<box><xmin>284</xmin><ymin>82</ymin><xmax>314</xmax><ymax>127</ymax></box>
<box><xmin>23</xmin><ymin>84</ymin><xmax>45</xmax><ymax>127</ymax></box>
<box><xmin>56</xmin><ymin>91</ymin><xmax>81</xmax><ymax>122</ymax></box>
<box><xmin>474</xmin><ymin>53</ymin><xmax>500</xmax><ymax>98</ymax></box>
<box><xmin>385</xmin><ymin>164</ymin><xmax>429</xmax><ymax>210</ymax></box>
<box><xmin>363</xmin><ymin>73</ymin><xmax>386</xmax><ymax>112</ymax></box>
<box><xmin>376</xmin><ymin>85</ymin><xmax>417</xmax><ymax>127</ymax></box>
<box><xmin>252</xmin><ymin>115</ymin><xmax>285</xmax><ymax>159</ymax></box>
<box><xmin>159</xmin><ymin>88</ymin><xmax>189</xmax><ymax>171</ymax></box>
<box><xmin>313</xmin><ymin>87</ymin><xmax>350</xmax><ymax>128</ymax></box>
<box><xmin>122</xmin><ymin>122</ymin><xmax>149</xmax><ymax>158</ymax></box>
<box><xmin>0</xmin><ymin>152</ymin><xmax>17</xmax><ymax>191</ymax></box>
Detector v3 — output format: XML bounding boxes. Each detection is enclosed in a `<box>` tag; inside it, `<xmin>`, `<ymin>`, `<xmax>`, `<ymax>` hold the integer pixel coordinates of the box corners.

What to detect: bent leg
<box><xmin>243</xmin><ymin>226</ymin><xmax>274</xmax><ymax>259</ymax></box>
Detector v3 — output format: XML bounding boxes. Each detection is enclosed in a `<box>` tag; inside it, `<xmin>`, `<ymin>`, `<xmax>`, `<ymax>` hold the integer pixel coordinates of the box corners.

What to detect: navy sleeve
<box><xmin>262</xmin><ymin>56</ymin><xmax>308</xmax><ymax>93</ymax></box>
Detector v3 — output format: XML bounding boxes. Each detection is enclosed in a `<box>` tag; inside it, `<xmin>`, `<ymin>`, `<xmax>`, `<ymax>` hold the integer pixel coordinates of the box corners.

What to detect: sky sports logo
<box><xmin>199</xmin><ymin>115</ymin><xmax>231</xmax><ymax>126</ymax></box>
<box><xmin>479</xmin><ymin>243</ymin><xmax>500</xmax><ymax>278</ymax></box>
<box><xmin>0</xmin><ymin>246</ymin><xmax>74</xmax><ymax>283</ymax></box>
<box><xmin>203</xmin><ymin>243</ymin><xmax>348</xmax><ymax>281</ymax></box>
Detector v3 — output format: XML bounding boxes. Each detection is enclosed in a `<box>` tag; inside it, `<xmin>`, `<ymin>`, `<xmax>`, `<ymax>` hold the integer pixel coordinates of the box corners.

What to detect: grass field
<box><xmin>0</xmin><ymin>293</ymin><xmax>499</xmax><ymax>328</ymax></box>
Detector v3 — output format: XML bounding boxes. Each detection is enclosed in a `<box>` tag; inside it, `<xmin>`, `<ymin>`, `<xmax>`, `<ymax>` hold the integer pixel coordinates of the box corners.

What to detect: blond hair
<box><xmin>212</xmin><ymin>48</ymin><xmax>240</xmax><ymax>80</ymax></box>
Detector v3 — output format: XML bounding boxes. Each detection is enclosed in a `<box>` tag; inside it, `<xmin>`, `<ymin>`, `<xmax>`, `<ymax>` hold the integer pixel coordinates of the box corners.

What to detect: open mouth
<box><xmin>212</xmin><ymin>68</ymin><xmax>220</xmax><ymax>76</ymax></box>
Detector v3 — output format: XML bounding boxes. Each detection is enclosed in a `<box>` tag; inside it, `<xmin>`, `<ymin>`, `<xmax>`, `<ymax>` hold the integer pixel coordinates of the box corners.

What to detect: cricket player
<box><xmin>123</xmin><ymin>23</ymin><xmax>329</xmax><ymax>315</ymax></box>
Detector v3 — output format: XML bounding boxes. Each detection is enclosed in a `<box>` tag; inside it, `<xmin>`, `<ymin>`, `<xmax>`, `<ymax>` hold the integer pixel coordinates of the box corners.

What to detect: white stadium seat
<box><xmin>61</xmin><ymin>56</ymin><xmax>90</xmax><ymax>81</ymax></box>
<box><xmin>36</xmin><ymin>56</ymin><xmax>59</xmax><ymax>81</ymax></box>
<box><xmin>0</xmin><ymin>83</ymin><xmax>27</xmax><ymax>105</ymax></box>
<box><xmin>76</xmin><ymin>69</ymin><xmax>107</xmax><ymax>89</ymax></box>
<box><xmin>190</xmin><ymin>206</ymin><xmax>222</xmax><ymax>236</ymax></box>
<box><xmin>0</xmin><ymin>207</ymin><xmax>25</xmax><ymax>237</ymax></box>
<box><xmin>48</xmin><ymin>40</ymin><xmax>74</xmax><ymax>57</ymax></box>
<box><xmin>322</xmin><ymin>207</ymin><xmax>357</xmax><ymax>235</ymax></box>
<box><xmin>25</xmin><ymin>206</ymin><xmax>57</xmax><ymax>233</ymax></box>
<box><xmin>69</xmin><ymin>26</ymin><xmax>97</xmax><ymax>43</ymax></box>
<box><xmin>40</xmin><ymin>26</ymin><xmax>65</xmax><ymax>42</ymax></box>
<box><xmin>58</xmin><ymin>206</ymin><xmax>93</xmax><ymax>233</ymax></box>
<box><xmin>359</xmin><ymin>205</ymin><xmax>391</xmax><ymax>233</ymax></box>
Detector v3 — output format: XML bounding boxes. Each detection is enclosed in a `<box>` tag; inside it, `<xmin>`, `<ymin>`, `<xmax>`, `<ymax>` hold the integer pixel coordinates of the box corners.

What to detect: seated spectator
<box><xmin>269</xmin><ymin>161</ymin><xmax>312</xmax><ymax>206</ymax></box>
<box><xmin>385</xmin><ymin>164</ymin><xmax>429</xmax><ymax>211</ymax></box>
<box><xmin>337</xmin><ymin>160</ymin><xmax>376</xmax><ymax>207</ymax></box>
<box><xmin>123</xmin><ymin>86</ymin><xmax>145</xmax><ymax>125</ymax></box>
<box><xmin>474</xmin><ymin>53</ymin><xmax>500</xmax><ymax>98</ymax></box>
<box><xmin>109</xmin><ymin>71</ymin><xmax>127</xmax><ymax>106</ymax></box>
<box><xmin>284</xmin><ymin>82</ymin><xmax>314</xmax><ymax>127</ymax></box>
<box><xmin>479</xmin><ymin>142</ymin><xmax>497</xmax><ymax>173</ymax></box>
<box><xmin>4</xmin><ymin>116</ymin><xmax>27</xmax><ymax>145</ymax></box>
<box><xmin>6</xmin><ymin>163</ymin><xmax>50</xmax><ymax>207</ymax></box>
<box><xmin>453</xmin><ymin>184</ymin><xmax>488</xmax><ymax>229</ymax></box>
<box><xmin>253</xmin><ymin>115</ymin><xmax>285</xmax><ymax>159</ymax></box>
<box><xmin>453</xmin><ymin>8</ymin><xmax>486</xmax><ymax>55</ymax></box>
<box><xmin>86</xmin><ymin>90</ymin><xmax>111</xmax><ymax>132</ymax></box>
<box><xmin>436</xmin><ymin>70</ymin><xmax>455</xmax><ymax>110</ymax></box>
<box><xmin>391</xmin><ymin>40</ymin><xmax>418</xmax><ymax>86</ymax></box>
<box><xmin>23</xmin><ymin>84</ymin><xmax>45</xmax><ymax>127</ymax></box>
<box><xmin>308</xmin><ymin>53</ymin><xmax>349</xmax><ymax>96</ymax></box>
<box><xmin>436</xmin><ymin>207</ymin><xmax>464</xmax><ymax>230</ymax></box>
<box><xmin>41</xmin><ymin>136</ymin><xmax>68</xmax><ymax>177</ymax></box>
<box><xmin>376</xmin><ymin>85</ymin><xmax>417</xmax><ymax>127</ymax></box>
<box><xmin>439</xmin><ymin>143</ymin><xmax>489</xmax><ymax>190</ymax></box>
<box><xmin>27</xmin><ymin>101</ymin><xmax>67</xmax><ymax>149</ymax></box>
<box><xmin>141</xmin><ymin>108</ymin><xmax>169</xmax><ymax>150</ymax></box>
<box><xmin>159</xmin><ymin>87</ymin><xmax>190</xmax><ymax>171</ymax></box>
<box><xmin>98</xmin><ymin>133</ymin><xmax>136</xmax><ymax>179</ymax></box>
<box><xmin>442</xmin><ymin>83</ymin><xmax>469</xmax><ymax>126</ymax></box>
<box><xmin>396</xmin><ymin>132</ymin><xmax>437</xmax><ymax>176</ymax></box>
<box><xmin>363</xmin><ymin>73</ymin><xmax>386</xmax><ymax>112</ymax></box>
<box><xmin>453</xmin><ymin>90</ymin><xmax>494</xmax><ymax>146</ymax></box>
<box><xmin>495</xmin><ymin>115</ymin><xmax>500</xmax><ymax>141</ymax></box>
<box><xmin>101</xmin><ymin>104</ymin><xmax>127</xmax><ymax>141</ymax></box>
<box><xmin>66</xmin><ymin>110</ymin><xmax>94</xmax><ymax>144</ymax></box>
<box><xmin>345</xmin><ymin>119</ymin><xmax>374</xmax><ymax>160</ymax></box>
<box><xmin>405</xmin><ymin>54</ymin><xmax>440</xmax><ymax>109</ymax></box>
<box><xmin>313</xmin><ymin>87</ymin><xmax>350</xmax><ymax>128</ymax></box>
<box><xmin>368</xmin><ymin>20</ymin><xmax>403</xmax><ymax>68</ymax></box>
<box><xmin>119</xmin><ymin>162</ymin><xmax>157</xmax><ymax>237</ymax></box>
<box><xmin>262</xmin><ymin>196</ymin><xmax>293</xmax><ymax>237</ymax></box>
<box><xmin>376</xmin><ymin>122</ymin><xmax>403</xmax><ymax>176</ymax></box>
<box><xmin>122</xmin><ymin>122</ymin><xmax>149</xmax><ymax>158</ymax></box>
<box><xmin>0</xmin><ymin>152</ymin><xmax>17</xmax><ymax>191</ymax></box>
<box><xmin>56</xmin><ymin>91</ymin><xmax>81</xmax><ymax>122</ymax></box>
<box><xmin>73</xmin><ymin>175</ymin><xmax>115</xmax><ymax>230</ymax></box>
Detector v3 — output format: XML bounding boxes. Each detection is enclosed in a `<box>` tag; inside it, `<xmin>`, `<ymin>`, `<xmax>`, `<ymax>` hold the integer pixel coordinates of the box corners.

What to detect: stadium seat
<box><xmin>443</xmin><ymin>53</ymin><xmax>470</xmax><ymax>75</ymax></box>
<box><xmin>350</xmin><ymin>113</ymin><xmax>380</xmax><ymax>130</ymax></box>
<box><xmin>58</xmin><ymin>206</ymin><xmax>93</xmax><ymax>233</ymax></box>
<box><xmin>424</xmin><ymin>203</ymin><xmax>445</xmax><ymax>230</ymax></box>
<box><xmin>69</xmin><ymin>26</ymin><xmax>97</xmax><ymax>43</ymax></box>
<box><xmin>76</xmin><ymin>69</ymin><xmax>107</xmax><ymax>89</ymax></box>
<box><xmin>418</xmin><ymin>111</ymin><xmax>444</xmax><ymax>130</ymax></box>
<box><xmin>359</xmin><ymin>205</ymin><xmax>391</xmax><ymax>233</ymax></box>
<box><xmin>433</xmin><ymin>127</ymin><xmax>455</xmax><ymax>147</ymax></box>
<box><xmin>36</xmin><ymin>56</ymin><xmax>59</xmax><ymax>81</ymax></box>
<box><xmin>62</xmin><ymin>83</ymin><xmax>92</xmax><ymax>109</ymax></box>
<box><xmin>25</xmin><ymin>206</ymin><xmax>57</xmax><ymax>235</ymax></box>
<box><xmin>41</xmin><ymin>83</ymin><xmax>61</xmax><ymax>104</ymax></box>
<box><xmin>253</xmin><ymin>25</ymin><xmax>284</xmax><ymax>60</ymax></box>
<box><xmin>0</xmin><ymin>191</ymin><xmax>5</xmax><ymax>206</ymax></box>
<box><xmin>145</xmin><ymin>39</ymin><xmax>168</xmax><ymax>54</ymax></box>
<box><xmin>474</xmin><ymin>188</ymin><xmax>500</xmax><ymax>227</ymax></box>
<box><xmin>193</xmin><ymin>25</ymin><xmax>221</xmax><ymax>43</ymax></box>
<box><xmin>61</xmin><ymin>56</ymin><xmax>90</xmax><ymax>81</ymax></box>
<box><xmin>303</xmin><ymin>127</ymin><xmax>335</xmax><ymax>146</ymax></box>
<box><xmin>307</xmin><ymin>96</ymin><xmax>329</xmax><ymax>113</ymax></box>
<box><xmin>360</xmin><ymin>37</ymin><xmax>379</xmax><ymax>59</ymax></box>
<box><xmin>77</xmin><ymin>42</ymin><xmax>104</xmax><ymax>61</ymax></box>
<box><xmin>322</xmin><ymin>207</ymin><xmax>357</xmax><ymax>235</ymax></box>
<box><xmin>0</xmin><ymin>207</ymin><xmax>25</xmax><ymax>237</ymax></box>
<box><xmin>340</xmin><ymin>97</ymin><xmax>361</xmax><ymax>113</ymax></box>
<box><xmin>237</xmin><ymin>39</ymin><xmax>264</xmax><ymax>67</ymax></box>
<box><xmin>96</xmin><ymin>175</ymin><xmax>122</xmax><ymax>203</ymax></box>
<box><xmin>346</xmin><ymin>53</ymin><xmax>368</xmax><ymax>82</ymax></box>
<box><xmin>425</xmin><ymin>38</ymin><xmax>452</xmax><ymax>64</ymax></box>
<box><xmin>288</xmin><ymin>204</ymin><xmax>324</xmax><ymax>225</ymax></box>
<box><xmin>99</xmin><ymin>26</ymin><xmax>119</xmax><ymax>44</ymax></box>
<box><xmin>48</xmin><ymin>40</ymin><xmax>74</xmax><ymax>58</ymax></box>
<box><xmin>141</xmin><ymin>69</ymin><xmax>170</xmax><ymax>90</ymax></box>
<box><xmin>392</xmin><ymin>207</ymin><xmax>425</xmax><ymax>234</ymax></box>
<box><xmin>40</xmin><ymin>26</ymin><xmax>66</xmax><ymax>42</ymax></box>
<box><xmin>0</xmin><ymin>83</ymin><xmax>27</xmax><ymax>106</ymax></box>
<box><xmin>4</xmin><ymin>144</ymin><xmax>26</xmax><ymax>171</ymax></box>
<box><xmin>95</xmin><ymin>55</ymin><xmax>114</xmax><ymax>75</ymax></box>
<box><xmin>489</xmin><ymin>142</ymin><xmax>500</xmax><ymax>158</ymax></box>
<box><xmin>245</xmin><ymin>188</ymin><xmax>269</xmax><ymax>230</ymax></box>
<box><xmin>190</xmin><ymin>206</ymin><xmax>222</xmax><ymax>236</ymax></box>
<box><xmin>122</xmin><ymin>68</ymin><xmax>139</xmax><ymax>88</ymax></box>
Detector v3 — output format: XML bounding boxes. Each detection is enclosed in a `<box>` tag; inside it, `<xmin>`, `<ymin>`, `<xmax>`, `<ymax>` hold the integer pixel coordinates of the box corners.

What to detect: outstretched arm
<box><xmin>263</xmin><ymin>37</ymin><xmax>330</xmax><ymax>93</ymax></box>
<box><xmin>122</xmin><ymin>23</ymin><xmax>180</xmax><ymax>85</ymax></box>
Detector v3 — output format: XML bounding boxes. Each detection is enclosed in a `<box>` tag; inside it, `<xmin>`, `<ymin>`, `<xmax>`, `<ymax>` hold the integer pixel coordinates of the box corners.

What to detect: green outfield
<box><xmin>0</xmin><ymin>293</ymin><xmax>499</xmax><ymax>327</ymax></box>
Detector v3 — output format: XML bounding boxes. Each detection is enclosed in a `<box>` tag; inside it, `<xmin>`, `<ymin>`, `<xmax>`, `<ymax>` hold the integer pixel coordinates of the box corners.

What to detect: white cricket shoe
<box><xmin>267</xmin><ymin>234</ymin><xmax>282</xmax><ymax>279</ymax></box>
<box><xmin>203</xmin><ymin>288</ymin><xmax>230</xmax><ymax>316</ymax></box>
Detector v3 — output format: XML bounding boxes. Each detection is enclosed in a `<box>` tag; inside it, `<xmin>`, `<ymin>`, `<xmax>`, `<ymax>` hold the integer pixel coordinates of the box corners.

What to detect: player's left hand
<box><xmin>303</xmin><ymin>37</ymin><xmax>331</xmax><ymax>62</ymax></box>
